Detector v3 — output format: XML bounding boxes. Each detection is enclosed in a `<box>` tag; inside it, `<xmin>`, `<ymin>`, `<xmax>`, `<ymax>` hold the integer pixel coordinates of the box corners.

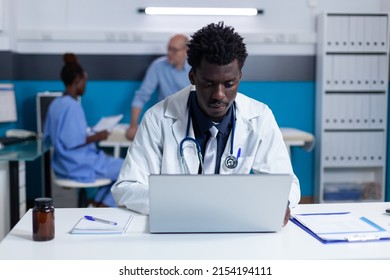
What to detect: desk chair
<box><xmin>52</xmin><ymin>174</ymin><xmax>111</xmax><ymax>207</ymax></box>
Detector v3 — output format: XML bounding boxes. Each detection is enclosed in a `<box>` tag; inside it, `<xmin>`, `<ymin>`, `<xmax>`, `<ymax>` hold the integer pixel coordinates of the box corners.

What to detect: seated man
<box><xmin>112</xmin><ymin>22</ymin><xmax>300</xmax><ymax>225</ymax></box>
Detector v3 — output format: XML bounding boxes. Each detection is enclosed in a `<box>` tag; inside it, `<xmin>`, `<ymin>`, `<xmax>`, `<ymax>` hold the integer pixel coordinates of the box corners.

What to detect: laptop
<box><xmin>149</xmin><ymin>174</ymin><xmax>292</xmax><ymax>233</ymax></box>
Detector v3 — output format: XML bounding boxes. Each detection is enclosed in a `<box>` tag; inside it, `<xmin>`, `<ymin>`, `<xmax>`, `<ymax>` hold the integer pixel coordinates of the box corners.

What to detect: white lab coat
<box><xmin>112</xmin><ymin>85</ymin><xmax>300</xmax><ymax>214</ymax></box>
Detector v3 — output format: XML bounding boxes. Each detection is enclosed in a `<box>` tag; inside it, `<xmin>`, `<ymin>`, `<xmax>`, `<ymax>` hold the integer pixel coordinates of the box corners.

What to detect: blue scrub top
<box><xmin>44</xmin><ymin>95</ymin><xmax>121</xmax><ymax>182</ymax></box>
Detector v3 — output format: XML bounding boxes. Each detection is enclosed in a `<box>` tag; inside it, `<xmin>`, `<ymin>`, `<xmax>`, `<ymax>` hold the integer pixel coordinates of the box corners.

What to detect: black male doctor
<box><xmin>112</xmin><ymin>22</ymin><xmax>300</xmax><ymax>225</ymax></box>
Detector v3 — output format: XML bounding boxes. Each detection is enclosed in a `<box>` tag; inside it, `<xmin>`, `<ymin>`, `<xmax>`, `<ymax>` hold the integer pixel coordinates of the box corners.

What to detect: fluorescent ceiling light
<box><xmin>140</xmin><ymin>7</ymin><xmax>262</xmax><ymax>16</ymax></box>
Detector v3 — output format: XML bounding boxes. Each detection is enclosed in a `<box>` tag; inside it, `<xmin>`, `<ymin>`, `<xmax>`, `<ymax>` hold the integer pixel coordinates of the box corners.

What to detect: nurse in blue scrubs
<box><xmin>44</xmin><ymin>53</ymin><xmax>123</xmax><ymax>207</ymax></box>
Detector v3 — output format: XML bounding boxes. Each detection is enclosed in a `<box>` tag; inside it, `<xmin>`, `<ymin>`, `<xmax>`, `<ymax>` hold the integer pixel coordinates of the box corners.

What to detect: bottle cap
<box><xmin>34</xmin><ymin>197</ymin><xmax>53</xmax><ymax>207</ymax></box>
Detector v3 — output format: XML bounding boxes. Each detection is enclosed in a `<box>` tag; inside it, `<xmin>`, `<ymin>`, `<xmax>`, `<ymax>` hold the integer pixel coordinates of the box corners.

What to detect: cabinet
<box><xmin>0</xmin><ymin>161</ymin><xmax>27</xmax><ymax>241</ymax></box>
<box><xmin>315</xmin><ymin>13</ymin><xmax>389</xmax><ymax>203</ymax></box>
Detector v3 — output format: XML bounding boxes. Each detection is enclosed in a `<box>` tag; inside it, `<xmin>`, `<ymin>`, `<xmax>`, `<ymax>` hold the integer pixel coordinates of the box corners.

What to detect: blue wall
<box><xmin>0</xmin><ymin>80</ymin><xmax>316</xmax><ymax>199</ymax></box>
<box><xmin>2</xmin><ymin>80</ymin><xmax>390</xmax><ymax>202</ymax></box>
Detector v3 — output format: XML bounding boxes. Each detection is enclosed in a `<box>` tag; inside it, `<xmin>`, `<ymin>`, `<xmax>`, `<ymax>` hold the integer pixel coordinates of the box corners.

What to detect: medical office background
<box><xmin>0</xmin><ymin>0</ymin><xmax>389</xmax><ymax>206</ymax></box>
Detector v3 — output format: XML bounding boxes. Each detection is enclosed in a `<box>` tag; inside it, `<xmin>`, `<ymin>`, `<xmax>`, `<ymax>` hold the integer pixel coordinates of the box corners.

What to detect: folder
<box><xmin>291</xmin><ymin>212</ymin><xmax>390</xmax><ymax>244</ymax></box>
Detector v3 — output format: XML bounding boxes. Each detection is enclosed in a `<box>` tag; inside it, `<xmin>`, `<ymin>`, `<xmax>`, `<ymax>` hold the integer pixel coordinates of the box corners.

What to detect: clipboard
<box><xmin>290</xmin><ymin>212</ymin><xmax>390</xmax><ymax>244</ymax></box>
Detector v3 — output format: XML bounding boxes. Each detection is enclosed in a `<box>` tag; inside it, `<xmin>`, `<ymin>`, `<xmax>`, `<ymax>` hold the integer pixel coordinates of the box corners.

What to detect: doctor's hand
<box><xmin>283</xmin><ymin>207</ymin><xmax>291</xmax><ymax>227</ymax></box>
<box><xmin>126</xmin><ymin>125</ymin><xmax>138</xmax><ymax>140</ymax></box>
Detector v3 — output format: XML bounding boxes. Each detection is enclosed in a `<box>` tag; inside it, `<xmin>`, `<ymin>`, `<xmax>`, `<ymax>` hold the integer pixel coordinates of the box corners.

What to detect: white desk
<box><xmin>0</xmin><ymin>202</ymin><xmax>389</xmax><ymax>260</ymax></box>
<box><xmin>279</xmin><ymin>127</ymin><xmax>315</xmax><ymax>156</ymax></box>
<box><xmin>100</xmin><ymin>125</ymin><xmax>314</xmax><ymax>158</ymax></box>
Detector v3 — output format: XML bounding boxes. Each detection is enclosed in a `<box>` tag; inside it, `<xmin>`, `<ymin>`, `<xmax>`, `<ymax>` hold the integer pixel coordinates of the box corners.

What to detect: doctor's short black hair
<box><xmin>187</xmin><ymin>22</ymin><xmax>248</xmax><ymax>71</ymax></box>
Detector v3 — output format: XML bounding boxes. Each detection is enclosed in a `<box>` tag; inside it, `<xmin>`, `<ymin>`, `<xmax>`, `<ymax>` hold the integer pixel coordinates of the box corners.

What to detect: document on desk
<box><xmin>93</xmin><ymin>114</ymin><xmax>124</xmax><ymax>132</ymax></box>
<box><xmin>69</xmin><ymin>213</ymin><xmax>133</xmax><ymax>234</ymax></box>
<box><xmin>291</xmin><ymin>212</ymin><xmax>390</xmax><ymax>243</ymax></box>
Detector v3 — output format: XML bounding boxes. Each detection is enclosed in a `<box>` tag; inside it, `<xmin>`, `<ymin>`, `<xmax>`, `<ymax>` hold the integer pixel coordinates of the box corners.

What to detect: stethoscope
<box><xmin>179</xmin><ymin>103</ymin><xmax>238</xmax><ymax>174</ymax></box>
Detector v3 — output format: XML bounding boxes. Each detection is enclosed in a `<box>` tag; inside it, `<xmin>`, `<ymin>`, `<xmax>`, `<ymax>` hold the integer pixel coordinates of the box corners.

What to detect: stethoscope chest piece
<box><xmin>224</xmin><ymin>155</ymin><xmax>238</xmax><ymax>169</ymax></box>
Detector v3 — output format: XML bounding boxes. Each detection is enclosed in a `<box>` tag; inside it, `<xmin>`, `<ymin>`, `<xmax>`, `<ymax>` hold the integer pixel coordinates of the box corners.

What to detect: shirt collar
<box><xmin>189</xmin><ymin>91</ymin><xmax>233</xmax><ymax>136</ymax></box>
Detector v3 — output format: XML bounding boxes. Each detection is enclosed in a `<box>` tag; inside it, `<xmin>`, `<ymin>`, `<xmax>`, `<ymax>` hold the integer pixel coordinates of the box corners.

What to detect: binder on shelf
<box><xmin>378</xmin><ymin>16</ymin><xmax>388</xmax><ymax>51</ymax></box>
<box><xmin>355</xmin><ymin>55</ymin><xmax>364</xmax><ymax>89</ymax></box>
<box><xmin>361</xmin><ymin>94</ymin><xmax>370</xmax><ymax>128</ymax></box>
<box><xmin>291</xmin><ymin>212</ymin><xmax>390</xmax><ymax>244</ymax></box>
<box><xmin>349</xmin><ymin>16</ymin><xmax>359</xmax><ymax>51</ymax></box>
<box><xmin>363</xmin><ymin>16</ymin><xmax>374</xmax><ymax>52</ymax></box>
<box><xmin>332</xmin><ymin>55</ymin><xmax>341</xmax><ymax>90</ymax></box>
<box><xmin>345</xmin><ymin>55</ymin><xmax>355</xmax><ymax>88</ymax></box>
<box><xmin>379</xmin><ymin>55</ymin><xmax>388</xmax><ymax>90</ymax></box>
<box><xmin>356</xmin><ymin>16</ymin><xmax>366</xmax><ymax>51</ymax></box>
<box><xmin>339</xmin><ymin>16</ymin><xmax>349</xmax><ymax>51</ymax></box>
<box><xmin>372</xmin><ymin>16</ymin><xmax>380</xmax><ymax>52</ymax></box>
<box><xmin>324</xmin><ymin>55</ymin><xmax>333</xmax><ymax>89</ymax></box>
<box><xmin>339</xmin><ymin>55</ymin><xmax>347</xmax><ymax>90</ymax></box>
<box><xmin>363</xmin><ymin>55</ymin><xmax>371</xmax><ymax>90</ymax></box>
<box><xmin>354</xmin><ymin>93</ymin><xmax>364</xmax><ymax>128</ymax></box>
<box><xmin>370</xmin><ymin>55</ymin><xmax>378</xmax><ymax>90</ymax></box>
<box><xmin>370</xmin><ymin>94</ymin><xmax>386</xmax><ymax>129</ymax></box>
<box><xmin>326</xmin><ymin>16</ymin><xmax>339</xmax><ymax>51</ymax></box>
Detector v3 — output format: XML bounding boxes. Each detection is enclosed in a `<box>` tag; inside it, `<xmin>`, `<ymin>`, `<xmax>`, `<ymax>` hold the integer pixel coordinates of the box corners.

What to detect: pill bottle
<box><xmin>32</xmin><ymin>197</ymin><xmax>55</xmax><ymax>241</ymax></box>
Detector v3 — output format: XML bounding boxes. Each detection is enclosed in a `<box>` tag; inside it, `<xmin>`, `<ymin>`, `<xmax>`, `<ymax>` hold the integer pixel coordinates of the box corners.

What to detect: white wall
<box><xmin>0</xmin><ymin>0</ymin><xmax>387</xmax><ymax>55</ymax></box>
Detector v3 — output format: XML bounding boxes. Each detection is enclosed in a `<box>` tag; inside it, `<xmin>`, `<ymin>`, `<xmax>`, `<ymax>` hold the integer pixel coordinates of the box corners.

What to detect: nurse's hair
<box><xmin>60</xmin><ymin>53</ymin><xmax>85</xmax><ymax>86</ymax></box>
<box><xmin>187</xmin><ymin>22</ymin><xmax>248</xmax><ymax>72</ymax></box>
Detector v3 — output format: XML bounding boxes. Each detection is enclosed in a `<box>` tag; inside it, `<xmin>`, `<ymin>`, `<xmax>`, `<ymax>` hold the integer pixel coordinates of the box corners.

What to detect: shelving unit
<box><xmin>315</xmin><ymin>12</ymin><xmax>389</xmax><ymax>203</ymax></box>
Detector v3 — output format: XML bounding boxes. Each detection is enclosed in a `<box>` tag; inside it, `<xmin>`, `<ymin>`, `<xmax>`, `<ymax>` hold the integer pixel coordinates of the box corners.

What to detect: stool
<box><xmin>53</xmin><ymin>177</ymin><xmax>112</xmax><ymax>207</ymax></box>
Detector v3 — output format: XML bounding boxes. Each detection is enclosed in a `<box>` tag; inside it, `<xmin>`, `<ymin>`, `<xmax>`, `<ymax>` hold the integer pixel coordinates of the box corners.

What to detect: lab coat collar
<box><xmin>165</xmin><ymin>85</ymin><xmax>262</xmax><ymax>174</ymax></box>
<box><xmin>166</xmin><ymin>85</ymin><xmax>194</xmax><ymax>145</ymax></box>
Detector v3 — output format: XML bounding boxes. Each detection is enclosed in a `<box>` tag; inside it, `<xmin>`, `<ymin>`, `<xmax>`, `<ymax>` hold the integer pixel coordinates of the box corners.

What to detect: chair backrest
<box><xmin>36</xmin><ymin>91</ymin><xmax>63</xmax><ymax>137</ymax></box>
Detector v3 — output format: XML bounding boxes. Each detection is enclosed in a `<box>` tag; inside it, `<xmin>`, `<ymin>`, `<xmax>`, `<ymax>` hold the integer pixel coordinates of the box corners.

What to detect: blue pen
<box><xmin>236</xmin><ymin>148</ymin><xmax>241</xmax><ymax>160</ymax></box>
<box><xmin>297</xmin><ymin>212</ymin><xmax>350</xmax><ymax>216</ymax></box>
<box><xmin>84</xmin><ymin>215</ymin><xmax>117</xmax><ymax>226</ymax></box>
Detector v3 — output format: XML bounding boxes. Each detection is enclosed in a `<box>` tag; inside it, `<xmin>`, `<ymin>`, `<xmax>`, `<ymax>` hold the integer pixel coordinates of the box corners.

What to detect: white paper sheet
<box><xmin>93</xmin><ymin>114</ymin><xmax>123</xmax><ymax>132</ymax></box>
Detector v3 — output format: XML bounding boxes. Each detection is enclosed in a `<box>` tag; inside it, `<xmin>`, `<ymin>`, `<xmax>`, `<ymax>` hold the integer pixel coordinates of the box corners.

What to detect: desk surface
<box><xmin>99</xmin><ymin>125</ymin><xmax>315</xmax><ymax>158</ymax></box>
<box><xmin>0</xmin><ymin>139</ymin><xmax>50</xmax><ymax>161</ymax></box>
<box><xmin>101</xmin><ymin>125</ymin><xmax>315</xmax><ymax>146</ymax></box>
<box><xmin>0</xmin><ymin>202</ymin><xmax>389</xmax><ymax>260</ymax></box>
